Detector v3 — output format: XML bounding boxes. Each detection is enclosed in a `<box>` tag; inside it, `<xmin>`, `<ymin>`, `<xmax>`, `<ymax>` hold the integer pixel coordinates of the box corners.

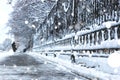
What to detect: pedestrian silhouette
<box><xmin>12</xmin><ymin>42</ymin><xmax>17</xmax><ymax>52</ymax></box>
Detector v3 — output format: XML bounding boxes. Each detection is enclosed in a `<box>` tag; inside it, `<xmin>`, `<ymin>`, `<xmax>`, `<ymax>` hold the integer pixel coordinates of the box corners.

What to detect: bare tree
<box><xmin>8</xmin><ymin>0</ymin><xmax>55</xmax><ymax>52</ymax></box>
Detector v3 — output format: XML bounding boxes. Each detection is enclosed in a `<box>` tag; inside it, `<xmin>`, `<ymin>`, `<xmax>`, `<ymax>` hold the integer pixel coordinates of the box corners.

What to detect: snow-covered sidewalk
<box><xmin>28</xmin><ymin>52</ymin><xmax>120</xmax><ymax>80</ymax></box>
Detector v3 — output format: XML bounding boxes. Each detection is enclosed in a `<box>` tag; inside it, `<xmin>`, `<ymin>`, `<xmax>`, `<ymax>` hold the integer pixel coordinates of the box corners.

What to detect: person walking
<box><xmin>12</xmin><ymin>42</ymin><xmax>17</xmax><ymax>52</ymax></box>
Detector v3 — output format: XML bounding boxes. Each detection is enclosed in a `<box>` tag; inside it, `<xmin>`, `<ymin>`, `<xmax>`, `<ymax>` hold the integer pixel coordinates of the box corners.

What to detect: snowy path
<box><xmin>27</xmin><ymin>52</ymin><xmax>98</xmax><ymax>80</ymax></box>
<box><xmin>0</xmin><ymin>51</ymin><xmax>88</xmax><ymax>80</ymax></box>
<box><xmin>28</xmin><ymin>52</ymin><xmax>120</xmax><ymax>80</ymax></box>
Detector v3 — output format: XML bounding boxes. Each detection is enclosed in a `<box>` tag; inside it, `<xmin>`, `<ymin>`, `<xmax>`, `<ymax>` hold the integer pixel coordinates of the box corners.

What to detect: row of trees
<box><xmin>8</xmin><ymin>0</ymin><xmax>56</xmax><ymax>51</ymax></box>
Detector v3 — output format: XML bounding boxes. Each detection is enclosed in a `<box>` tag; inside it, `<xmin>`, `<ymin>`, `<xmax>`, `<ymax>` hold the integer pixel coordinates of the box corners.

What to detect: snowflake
<box><xmin>107</xmin><ymin>52</ymin><xmax>120</xmax><ymax>68</ymax></box>
<box><xmin>25</xmin><ymin>20</ymin><xmax>29</xmax><ymax>24</ymax></box>
<box><xmin>13</xmin><ymin>64</ymin><xmax>17</xmax><ymax>68</ymax></box>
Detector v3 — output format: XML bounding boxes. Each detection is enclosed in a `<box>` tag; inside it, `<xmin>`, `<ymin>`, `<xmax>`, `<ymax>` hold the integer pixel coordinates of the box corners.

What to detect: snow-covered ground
<box><xmin>0</xmin><ymin>49</ymin><xmax>14</xmax><ymax>61</ymax></box>
<box><xmin>0</xmin><ymin>51</ymin><xmax>88</xmax><ymax>80</ymax></box>
<box><xmin>0</xmin><ymin>49</ymin><xmax>120</xmax><ymax>80</ymax></box>
<box><xmin>28</xmin><ymin>51</ymin><xmax>120</xmax><ymax>80</ymax></box>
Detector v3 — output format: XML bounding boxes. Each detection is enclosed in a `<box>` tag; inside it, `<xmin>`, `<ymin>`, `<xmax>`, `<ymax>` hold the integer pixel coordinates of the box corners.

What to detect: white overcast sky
<box><xmin>0</xmin><ymin>0</ymin><xmax>14</xmax><ymax>43</ymax></box>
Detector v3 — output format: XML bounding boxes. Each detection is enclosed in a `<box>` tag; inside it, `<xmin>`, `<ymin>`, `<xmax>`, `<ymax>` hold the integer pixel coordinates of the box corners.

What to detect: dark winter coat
<box><xmin>12</xmin><ymin>42</ymin><xmax>17</xmax><ymax>52</ymax></box>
